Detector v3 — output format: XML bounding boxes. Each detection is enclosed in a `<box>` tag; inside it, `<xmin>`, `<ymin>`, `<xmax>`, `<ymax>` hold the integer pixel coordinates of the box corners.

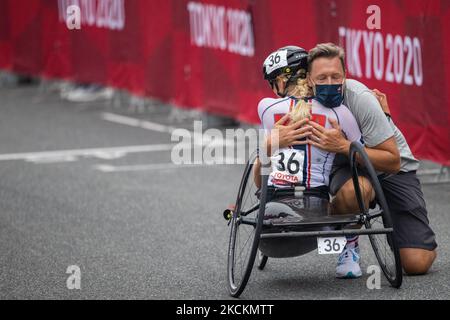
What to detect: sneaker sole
<box><xmin>336</xmin><ymin>271</ymin><xmax>362</xmax><ymax>279</ymax></box>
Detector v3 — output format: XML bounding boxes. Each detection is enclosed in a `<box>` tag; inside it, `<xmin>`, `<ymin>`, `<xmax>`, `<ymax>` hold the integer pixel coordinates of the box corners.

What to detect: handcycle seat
<box><xmin>266</xmin><ymin>213</ymin><xmax>360</xmax><ymax>228</ymax></box>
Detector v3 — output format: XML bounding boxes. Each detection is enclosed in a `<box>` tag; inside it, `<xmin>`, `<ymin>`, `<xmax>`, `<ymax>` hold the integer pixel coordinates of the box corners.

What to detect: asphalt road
<box><xmin>0</xmin><ymin>84</ymin><xmax>449</xmax><ymax>300</ymax></box>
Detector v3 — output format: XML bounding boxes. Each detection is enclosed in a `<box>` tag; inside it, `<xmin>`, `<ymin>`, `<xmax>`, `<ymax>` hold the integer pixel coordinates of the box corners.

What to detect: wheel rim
<box><xmin>350</xmin><ymin>142</ymin><xmax>402</xmax><ymax>288</ymax></box>
<box><xmin>365</xmin><ymin>207</ymin><xmax>399</xmax><ymax>284</ymax></box>
<box><xmin>229</xmin><ymin>215</ymin><xmax>258</xmax><ymax>292</ymax></box>
<box><xmin>227</xmin><ymin>153</ymin><xmax>266</xmax><ymax>296</ymax></box>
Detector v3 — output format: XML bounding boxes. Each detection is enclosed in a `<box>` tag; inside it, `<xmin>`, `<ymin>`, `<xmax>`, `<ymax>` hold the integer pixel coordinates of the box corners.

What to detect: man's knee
<box><xmin>332</xmin><ymin>181</ymin><xmax>355</xmax><ymax>214</ymax></box>
<box><xmin>400</xmin><ymin>248</ymin><xmax>437</xmax><ymax>275</ymax></box>
<box><xmin>332</xmin><ymin>178</ymin><xmax>372</xmax><ymax>214</ymax></box>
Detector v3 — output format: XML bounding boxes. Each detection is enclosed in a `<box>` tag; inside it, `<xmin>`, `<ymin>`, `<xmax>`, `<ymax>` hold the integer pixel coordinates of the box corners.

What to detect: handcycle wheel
<box><xmin>256</xmin><ymin>250</ymin><xmax>268</xmax><ymax>270</ymax></box>
<box><xmin>350</xmin><ymin>142</ymin><xmax>402</xmax><ymax>288</ymax></box>
<box><xmin>227</xmin><ymin>151</ymin><xmax>268</xmax><ymax>297</ymax></box>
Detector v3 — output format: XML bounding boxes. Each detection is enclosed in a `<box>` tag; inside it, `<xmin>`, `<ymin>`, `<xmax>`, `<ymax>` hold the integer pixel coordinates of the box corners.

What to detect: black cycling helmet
<box><xmin>262</xmin><ymin>46</ymin><xmax>308</xmax><ymax>97</ymax></box>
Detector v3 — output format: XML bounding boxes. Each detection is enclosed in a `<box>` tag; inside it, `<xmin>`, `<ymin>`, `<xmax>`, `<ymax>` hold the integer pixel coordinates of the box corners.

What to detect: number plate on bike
<box><xmin>317</xmin><ymin>237</ymin><xmax>347</xmax><ymax>254</ymax></box>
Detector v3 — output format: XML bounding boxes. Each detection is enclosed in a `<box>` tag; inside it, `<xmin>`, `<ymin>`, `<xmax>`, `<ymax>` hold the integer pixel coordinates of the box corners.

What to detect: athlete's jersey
<box><xmin>258</xmin><ymin>96</ymin><xmax>362</xmax><ymax>188</ymax></box>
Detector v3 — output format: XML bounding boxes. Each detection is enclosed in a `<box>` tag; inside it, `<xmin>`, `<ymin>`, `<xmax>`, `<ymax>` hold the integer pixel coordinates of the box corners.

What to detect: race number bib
<box><xmin>270</xmin><ymin>148</ymin><xmax>305</xmax><ymax>186</ymax></box>
<box><xmin>263</xmin><ymin>50</ymin><xmax>288</xmax><ymax>75</ymax></box>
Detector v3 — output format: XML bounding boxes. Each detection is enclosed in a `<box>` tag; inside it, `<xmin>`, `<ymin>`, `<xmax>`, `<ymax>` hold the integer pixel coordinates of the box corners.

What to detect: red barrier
<box><xmin>1</xmin><ymin>0</ymin><xmax>449</xmax><ymax>165</ymax></box>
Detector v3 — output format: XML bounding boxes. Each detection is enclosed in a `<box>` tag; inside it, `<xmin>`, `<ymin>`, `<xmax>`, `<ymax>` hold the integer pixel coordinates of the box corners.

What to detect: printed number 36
<box><xmin>324</xmin><ymin>239</ymin><xmax>342</xmax><ymax>252</ymax></box>
<box><xmin>277</xmin><ymin>152</ymin><xmax>300</xmax><ymax>174</ymax></box>
<box><xmin>268</xmin><ymin>53</ymin><xmax>281</xmax><ymax>67</ymax></box>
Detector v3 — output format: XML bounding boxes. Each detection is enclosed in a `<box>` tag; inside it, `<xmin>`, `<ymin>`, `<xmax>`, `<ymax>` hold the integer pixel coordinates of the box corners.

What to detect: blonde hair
<box><xmin>288</xmin><ymin>77</ymin><xmax>313</xmax><ymax>122</ymax></box>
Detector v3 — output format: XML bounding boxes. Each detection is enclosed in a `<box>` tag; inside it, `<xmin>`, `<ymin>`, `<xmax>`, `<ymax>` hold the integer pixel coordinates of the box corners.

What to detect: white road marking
<box><xmin>0</xmin><ymin>144</ymin><xmax>176</xmax><ymax>163</ymax></box>
<box><xmin>95</xmin><ymin>158</ymin><xmax>245</xmax><ymax>172</ymax></box>
<box><xmin>0</xmin><ymin>113</ymin><xmax>251</xmax><ymax>165</ymax></box>
<box><xmin>101</xmin><ymin>112</ymin><xmax>239</xmax><ymax>146</ymax></box>
<box><xmin>95</xmin><ymin>163</ymin><xmax>207</xmax><ymax>172</ymax></box>
<box><xmin>101</xmin><ymin>112</ymin><xmax>178</xmax><ymax>133</ymax></box>
<box><xmin>417</xmin><ymin>168</ymin><xmax>447</xmax><ymax>175</ymax></box>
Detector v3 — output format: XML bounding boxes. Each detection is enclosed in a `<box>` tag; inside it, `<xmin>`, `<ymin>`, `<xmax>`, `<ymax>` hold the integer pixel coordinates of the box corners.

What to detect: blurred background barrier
<box><xmin>0</xmin><ymin>0</ymin><xmax>449</xmax><ymax>166</ymax></box>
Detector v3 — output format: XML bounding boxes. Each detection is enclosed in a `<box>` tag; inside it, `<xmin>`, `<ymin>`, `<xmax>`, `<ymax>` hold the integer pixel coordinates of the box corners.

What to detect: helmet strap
<box><xmin>272</xmin><ymin>72</ymin><xmax>300</xmax><ymax>98</ymax></box>
<box><xmin>272</xmin><ymin>81</ymin><xmax>287</xmax><ymax>98</ymax></box>
<box><xmin>283</xmin><ymin>73</ymin><xmax>300</xmax><ymax>97</ymax></box>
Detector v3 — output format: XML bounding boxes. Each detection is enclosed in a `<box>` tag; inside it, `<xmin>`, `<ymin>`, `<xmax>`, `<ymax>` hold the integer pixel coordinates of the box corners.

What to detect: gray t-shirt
<box><xmin>343</xmin><ymin>79</ymin><xmax>419</xmax><ymax>172</ymax></box>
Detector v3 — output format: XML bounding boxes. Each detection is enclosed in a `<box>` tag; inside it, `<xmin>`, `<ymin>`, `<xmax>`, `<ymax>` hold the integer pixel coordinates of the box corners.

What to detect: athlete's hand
<box><xmin>307</xmin><ymin>118</ymin><xmax>350</xmax><ymax>155</ymax></box>
<box><xmin>372</xmin><ymin>88</ymin><xmax>391</xmax><ymax>115</ymax></box>
<box><xmin>266</xmin><ymin>114</ymin><xmax>312</xmax><ymax>154</ymax></box>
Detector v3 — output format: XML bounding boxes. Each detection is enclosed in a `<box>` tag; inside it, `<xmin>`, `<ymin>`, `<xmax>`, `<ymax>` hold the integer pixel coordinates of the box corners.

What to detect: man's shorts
<box><xmin>329</xmin><ymin>166</ymin><xmax>438</xmax><ymax>251</ymax></box>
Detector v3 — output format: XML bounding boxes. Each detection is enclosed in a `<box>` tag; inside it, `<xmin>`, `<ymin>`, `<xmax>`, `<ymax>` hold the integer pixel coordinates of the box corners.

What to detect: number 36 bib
<box><xmin>269</xmin><ymin>148</ymin><xmax>305</xmax><ymax>187</ymax></box>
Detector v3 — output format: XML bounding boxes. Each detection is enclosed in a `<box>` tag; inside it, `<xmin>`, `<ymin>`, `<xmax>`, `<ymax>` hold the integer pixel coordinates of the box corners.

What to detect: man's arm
<box><xmin>363</xmin><ymin>137</ymin><xmax>400</xmax><ymax>172</ymax></box>
<box><xmin>308</xmin><ymin>119</ymin><xmax>400</xmax><ymax>173</ymax></box>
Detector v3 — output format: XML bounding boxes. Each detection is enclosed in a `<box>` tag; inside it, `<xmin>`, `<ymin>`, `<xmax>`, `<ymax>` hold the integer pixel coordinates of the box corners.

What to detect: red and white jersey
<box><xmin>258</xmin><ymin>97</ymin><xmax>362</xmax><ymax>188</ymax></box>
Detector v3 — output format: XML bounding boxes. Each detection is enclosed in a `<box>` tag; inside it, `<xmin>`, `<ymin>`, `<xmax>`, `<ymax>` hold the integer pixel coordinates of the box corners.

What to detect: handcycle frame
<box><xmin>226</xmin><ymin>141</ymin><xmax>402</xmax><ymax>298</ymax></box>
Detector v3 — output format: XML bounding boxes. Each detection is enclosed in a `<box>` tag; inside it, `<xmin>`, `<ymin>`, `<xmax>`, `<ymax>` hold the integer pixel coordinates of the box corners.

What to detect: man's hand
<box><xmin>266</xmin><ymin>114</ymin><xmax>312</xmax><ymax>155</ymax></box>
<box><xmin>307</xmin><ymin>118</ymin><xmax>351</xmax><ymax>154</ymax></box>
<box><xmin>308</xmin><ymin>116</ymin><xmax>400</xmax><ymax>173</ymax></box>
<box><xmin>372</xmin><ymin>88</ymin><xmax>391</xmax><ymax>115</ymax></box>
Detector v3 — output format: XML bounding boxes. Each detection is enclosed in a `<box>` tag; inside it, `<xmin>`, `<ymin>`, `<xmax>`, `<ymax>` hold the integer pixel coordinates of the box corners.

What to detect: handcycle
<box><xmin>223</xmin><ymin>141</ymin><xmax>402</xmax><ymax>298</ymax></box>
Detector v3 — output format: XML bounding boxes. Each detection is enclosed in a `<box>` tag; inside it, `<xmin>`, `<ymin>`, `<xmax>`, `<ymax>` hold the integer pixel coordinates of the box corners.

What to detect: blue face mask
<box><xmin>313</xmin><ymin>82</ymin><xmax>344</xmax><ymax>108</ymax></box>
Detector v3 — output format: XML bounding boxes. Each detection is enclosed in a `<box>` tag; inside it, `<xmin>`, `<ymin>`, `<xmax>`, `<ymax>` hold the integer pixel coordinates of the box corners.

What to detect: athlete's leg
<box><xmin>329</xmin><ymin>166</ymin><xmax>374</xmax><ymax>279</ymax></box>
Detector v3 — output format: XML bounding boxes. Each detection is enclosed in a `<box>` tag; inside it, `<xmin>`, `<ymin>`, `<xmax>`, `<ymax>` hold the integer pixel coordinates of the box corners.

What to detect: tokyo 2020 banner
<box><xmin>0</xmin><ymin>0</ymin><xmax>449</xmax><ymax>165</ymax></box>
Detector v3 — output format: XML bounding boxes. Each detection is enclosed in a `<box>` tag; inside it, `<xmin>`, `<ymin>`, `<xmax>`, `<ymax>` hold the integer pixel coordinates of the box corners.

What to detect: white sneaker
<box><xmin>336</xmin><ymin>246</ymin><xmax>362</xmax><ymax>279</ymax></box>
